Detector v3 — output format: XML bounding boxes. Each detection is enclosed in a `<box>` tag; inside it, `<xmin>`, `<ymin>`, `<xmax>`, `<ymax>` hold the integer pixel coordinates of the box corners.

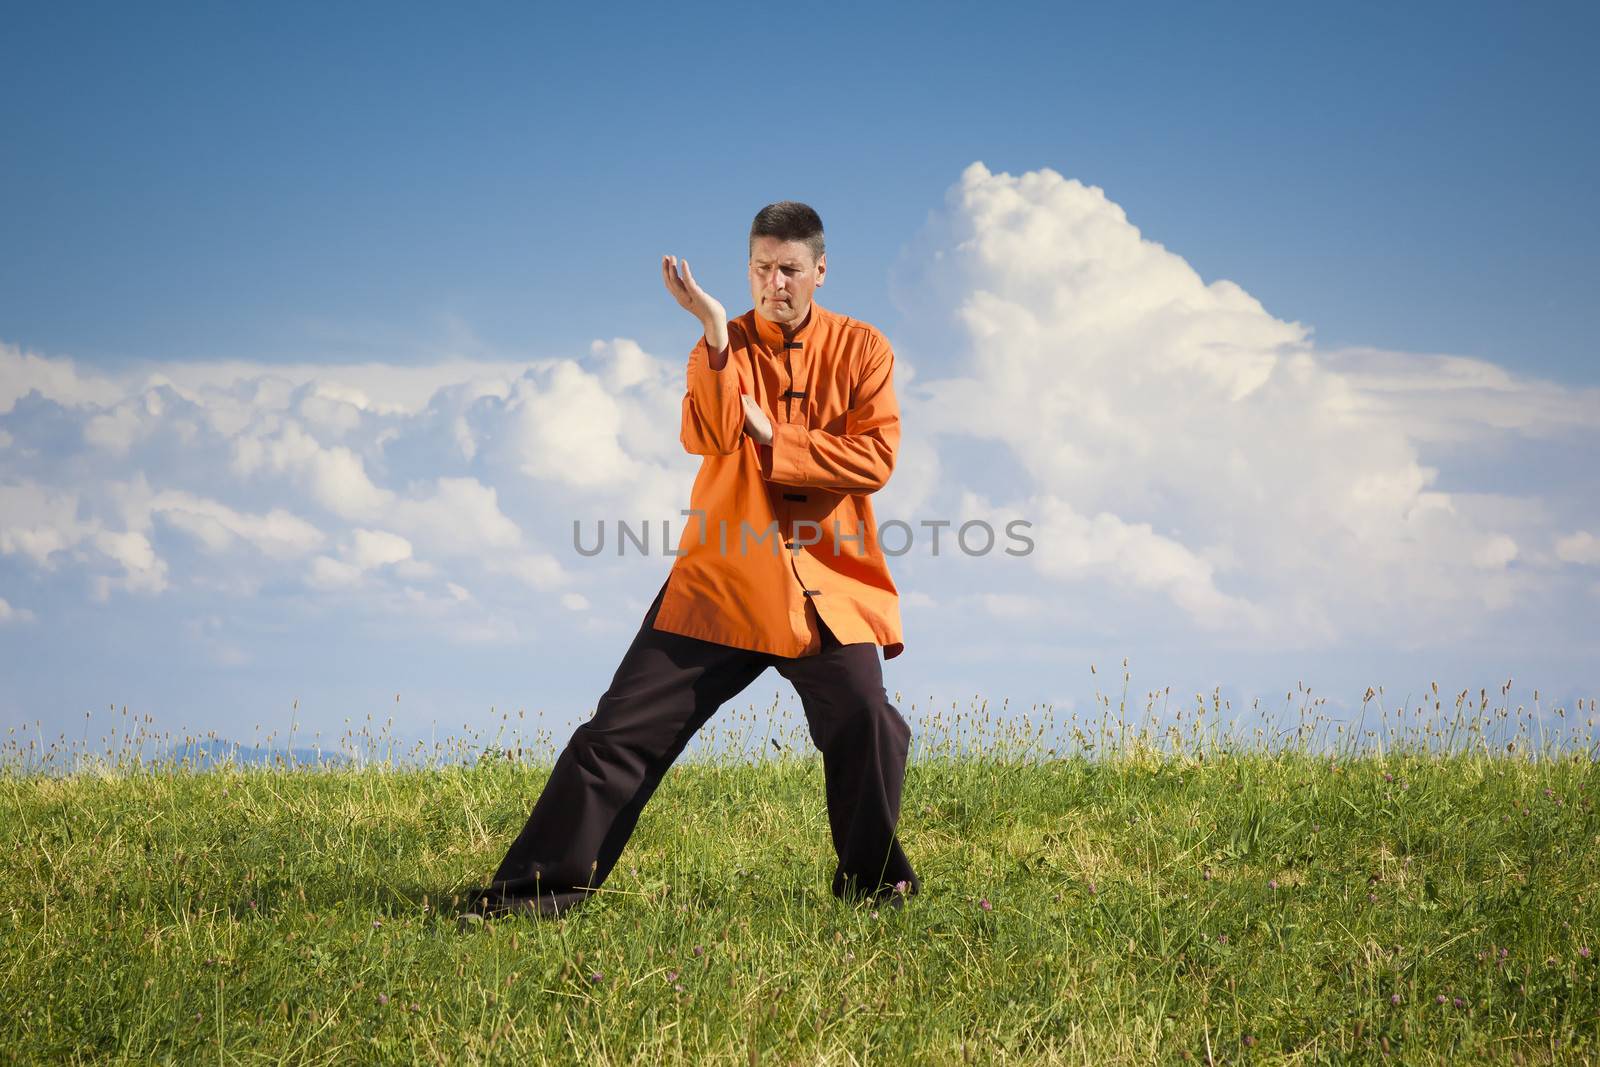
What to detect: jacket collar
<box><xmin>751</xmin><ymin>298</ymin><xmax>824</xmax><ymax>351</ymax></box>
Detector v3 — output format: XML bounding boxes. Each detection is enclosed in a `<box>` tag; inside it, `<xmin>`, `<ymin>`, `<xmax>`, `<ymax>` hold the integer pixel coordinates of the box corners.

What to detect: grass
<box><xmin>2</xmin><ymin>673</ymin><xmax>1598</xmax><ymax>1063</ymax></box>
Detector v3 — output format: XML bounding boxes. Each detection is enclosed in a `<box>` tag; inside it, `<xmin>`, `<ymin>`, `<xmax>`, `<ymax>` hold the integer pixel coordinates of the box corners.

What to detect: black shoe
<box><xmin>840</xmin><ymin>884</ymin><xmax>912</xmax><ymax>911</ymax></box>
<box><xmin>458</xmin><ymin>886</ymin><xmax>585</xmax><ymax>926</ymax></box>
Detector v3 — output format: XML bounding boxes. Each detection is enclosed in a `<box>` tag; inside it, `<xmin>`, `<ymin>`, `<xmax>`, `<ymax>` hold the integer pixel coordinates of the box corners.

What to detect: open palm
<box><xmin>661</xmin><ymin>255</ymin><xmax>726</xmax><ymax>325</ymax></box>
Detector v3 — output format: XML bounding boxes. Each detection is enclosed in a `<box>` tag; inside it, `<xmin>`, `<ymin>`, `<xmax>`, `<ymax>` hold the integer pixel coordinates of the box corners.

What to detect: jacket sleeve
<box><xmin>760</xmin><ymin>335</ymin><xmax>899</xmax><ymax>494</ymax></box>
<box><xmin>679</xmin><ymin>334</ymin><xmax>744</xmax><ymax>456</ymax></box>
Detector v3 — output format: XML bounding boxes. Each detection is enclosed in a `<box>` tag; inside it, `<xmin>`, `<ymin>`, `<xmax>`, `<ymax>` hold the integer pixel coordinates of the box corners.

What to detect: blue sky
<box><xmin>2</xmin><ymin>1</ymin><xmax>1596</xmax><ymax>752</ymax></box>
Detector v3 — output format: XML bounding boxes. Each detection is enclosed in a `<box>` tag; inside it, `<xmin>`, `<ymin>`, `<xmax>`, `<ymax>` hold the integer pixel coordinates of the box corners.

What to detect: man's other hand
<box><xmin>741</xmin><ymin>395</ymin><xmax>774</xmax><ymax>445</ymax></box>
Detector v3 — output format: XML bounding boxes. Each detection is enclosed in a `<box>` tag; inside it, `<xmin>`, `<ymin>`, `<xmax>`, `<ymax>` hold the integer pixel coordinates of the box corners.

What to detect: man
<box><xmin>464</xmin><ymin>201</ymin><xmax>919</xmax><ymax>919</ymax></box>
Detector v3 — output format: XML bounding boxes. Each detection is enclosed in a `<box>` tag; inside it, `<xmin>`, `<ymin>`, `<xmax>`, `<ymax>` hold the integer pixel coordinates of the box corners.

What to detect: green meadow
<box><xmin>4</xmin><ymin>677</ymin><xmax>1598</xmax><ymax>1064</ymax></box>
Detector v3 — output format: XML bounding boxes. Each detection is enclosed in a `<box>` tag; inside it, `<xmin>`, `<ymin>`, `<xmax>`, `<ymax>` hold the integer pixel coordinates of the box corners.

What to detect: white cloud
<box><xmin>0</xmin><ymin>341</ymin><xmax>123</xmax><ymax>413</ymax></box>
<box><xmin>1</xmin><ymin>159</ymin><xmax>1596</xmax><ymax>683</ymax></box>
<box><xmin>0</xmin><ymin>597</ymin><xmax>36</xmax><ymax>624</ymax></box>
<box><xmin>90</xmin><ymin>529</ymin><xmax>167</xmax><ymax>595</ymax></box>
<box><xmin>1318</xmin><ymin>346</ymin><xmax>1600</xmax><ymax>444</ymax></box>
<box><xmin>0</xmin><ymin>483</ymin><xmax>93</xmax><ymax>566</ymax></box>
<box><xmin>233</xmin><ymin>420</ymin><xmax>394</xmax><ymax>520</ymax></box>
<box><xmin>347</xmin><ymin>528</ymin><xmax>412</xmax><ymax>570</ymax></box>
<box><xmin>308</xmin><ymin>555</ymin><xmax>363</xmax><ymax>589</ymax></box>
<box><xmin>887</xmin><ymin>161</ymin><xmax>1587</xmax><ymax>645</ymax></box>
<box><xmin>1557</xmin><ymin>531</ymin><xmax>1600</xmax><ymax>565</ymax></box>
<box><xmin>151</xmin><ymin>490</ymin><xmax>325</xmax><ymax>559</ymax></box>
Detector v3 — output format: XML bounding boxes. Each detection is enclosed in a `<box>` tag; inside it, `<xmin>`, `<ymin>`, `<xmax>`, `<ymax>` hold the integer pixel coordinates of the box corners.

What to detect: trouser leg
<box><xmin>772</xmin><ymin>619</ymin><xmax>919</xmax><ymax>901</ymax></box>
<box><xmin>477</xmin><ymin>581</ymin><xmax>769</xmax><ymax>913</ymax></box>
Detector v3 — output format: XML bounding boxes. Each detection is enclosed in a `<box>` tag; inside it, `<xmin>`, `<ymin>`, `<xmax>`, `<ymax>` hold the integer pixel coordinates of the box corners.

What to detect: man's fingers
<box><xmin>662</xmin><ymin>255</ymin><xmax>688</xmax><ymax>303</ymax></box>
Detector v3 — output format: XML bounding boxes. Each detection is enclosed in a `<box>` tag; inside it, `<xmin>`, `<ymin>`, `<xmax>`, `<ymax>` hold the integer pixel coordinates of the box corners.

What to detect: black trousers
<box><xmin>470</xmin><ymin>580</ymin><xmax>919</xmax><ymax>915</ymax></box>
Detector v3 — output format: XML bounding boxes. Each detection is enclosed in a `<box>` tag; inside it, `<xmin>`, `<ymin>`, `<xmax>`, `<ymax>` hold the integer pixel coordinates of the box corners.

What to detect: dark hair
<box><xmin>749</xmin><ymin>201</ymin><xmax>825</xmax><ymax>264</ymax></box>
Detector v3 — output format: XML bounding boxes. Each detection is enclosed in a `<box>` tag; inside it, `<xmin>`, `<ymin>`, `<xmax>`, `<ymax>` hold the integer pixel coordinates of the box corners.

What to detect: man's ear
<box><xmin>815</xmin><ymin>252</ymin><xmax>826</xmax><ymax>286</ymax></box>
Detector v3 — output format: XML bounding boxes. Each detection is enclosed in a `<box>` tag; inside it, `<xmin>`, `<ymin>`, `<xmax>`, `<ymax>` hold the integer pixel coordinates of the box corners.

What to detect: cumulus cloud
<box><xmin>2</xmin><ymin>160</ymin><xmax>1596</xmax><ymax>674</ymax></box>
<box><xmin>888</xmin><ymin>161</ymin><xmax>1597</xmax><ymax>646</ymax></box>
<box><xmin>0</xmin><ymin>597</ymin><xmax>35</xmax><ymax>624</ymax></box>
<box><xmin>1557</xmin><ymin>531</ymin><xmax>1600</xmax><ymax>565</ymax></box>
<box><xmin>347</xmin><ymin>529</ymin><xmax>413</xmax><ymax>570</ymax></box>
<box><xmin>0</xmin><ymin>335</ymin><xmax>700</xmax><ymax>646</ymax></box>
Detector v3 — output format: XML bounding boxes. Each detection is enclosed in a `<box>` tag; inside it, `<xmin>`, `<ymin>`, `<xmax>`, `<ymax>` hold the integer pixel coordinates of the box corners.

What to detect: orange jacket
<box><xmin>653</xmin><ymin>299</ymin><xmax>904</xmax><ymax>659</ymax></box>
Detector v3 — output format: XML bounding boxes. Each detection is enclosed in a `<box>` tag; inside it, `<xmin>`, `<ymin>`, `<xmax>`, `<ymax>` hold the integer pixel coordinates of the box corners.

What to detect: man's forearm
<box><xmin>701</xmin><ymin>316</ymin><xmax>730</xmax><ymax>369</ymax></box>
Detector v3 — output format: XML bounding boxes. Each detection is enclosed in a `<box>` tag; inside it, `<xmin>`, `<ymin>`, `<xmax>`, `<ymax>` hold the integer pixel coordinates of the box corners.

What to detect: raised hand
<box><xmin>662</xmin><ymin>255</ymin><xmax>727</xmax><ymax>328</ymax></box>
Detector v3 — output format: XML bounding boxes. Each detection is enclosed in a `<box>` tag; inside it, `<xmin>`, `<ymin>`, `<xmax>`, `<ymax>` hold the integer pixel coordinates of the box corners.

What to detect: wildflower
<box><xmin>666</xmin><ymin>970</ymin><xmax>679</xmax><ymax>982</ymax></box>
<box><xmin>1217</xmin><ymin>934</ymin><xmax>1229</xmax><ymax>945</ymax></box>
<box><xmin>1268</xmin><ymin>879</ymin><xmax>1278</xmax><ymax>890</ymax></box>
<box><xmin>1383</xmin><ymin>772</ymin><xmax>1393</xmax><ymax>782</ymax></box>
<box><xmin>589</xmin><ymin>971</ymin><xmax>604</xmax><ymax>984</ymax></box>
<box><xmin>1453</xmin><ymin>997</ymin><xmax>1466</xmax><ymax>1009</ymax></box>
<box><xmin>1203</xmin><ymin>868</ymin><xmax>1213</xmax><ymax>881</ymax></box>
<box><xmin>1242</xmin><ymin>1035</ymin><xmax>1257</xmax><ymax>1047</ymax></box>
<box><xmin>893</xmin><ymin>880</ymin><xmax>910</xmax><ymax>895</ymax></box>
<box><xmin>692</xmin><ymin>944</ymin><xmax>704</xmax><ymax>957</ymax></box>
<box><xmin>377</xmin><ymin>993</ymin><xmax>389</xmax><ymax>1006</ymax></box>
<box><xmin>409</xmin><ymin>1002</ymin><xmax>421</xmax><ymax>1012</ymax></box>
<box><xmin>1390</xmin><ymin>993</ymin><xmax>1401</xmax><ymax>1005</ymax></box>
<box><xmin>1087</xmin><ymin>882</ymin><xmax>1097</xmax><ymax>896</ymax></box>
<box><xmin>674</xmin><ymin>983</ymin><xmax>684</xmax><ymax>993</ymax></box>
<box><xmin>1580</xmin><ymin>947</ymin><xmax>1592</xmax><ymax>959</ymax></box>
<box><xmin>1436</xmin><ymin>994</ymin><xmax>1447</xmax><ymax>1005</ymax></box>
<box><xmin>979</xmin><ymin>898</ymin><xmax>992</xmax><ymax>912</ymax></box>
<box><xmin>372</xmin><ymin>919</ymin><xmax>382</xmax><ymax>929</ymax></box>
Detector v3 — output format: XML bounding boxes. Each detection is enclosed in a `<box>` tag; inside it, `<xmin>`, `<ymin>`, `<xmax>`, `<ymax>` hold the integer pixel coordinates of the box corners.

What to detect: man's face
<box><xmin>749</xmin><ymin>234</ymin><xmax>825</xmax><ymax>328</ymax></box>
